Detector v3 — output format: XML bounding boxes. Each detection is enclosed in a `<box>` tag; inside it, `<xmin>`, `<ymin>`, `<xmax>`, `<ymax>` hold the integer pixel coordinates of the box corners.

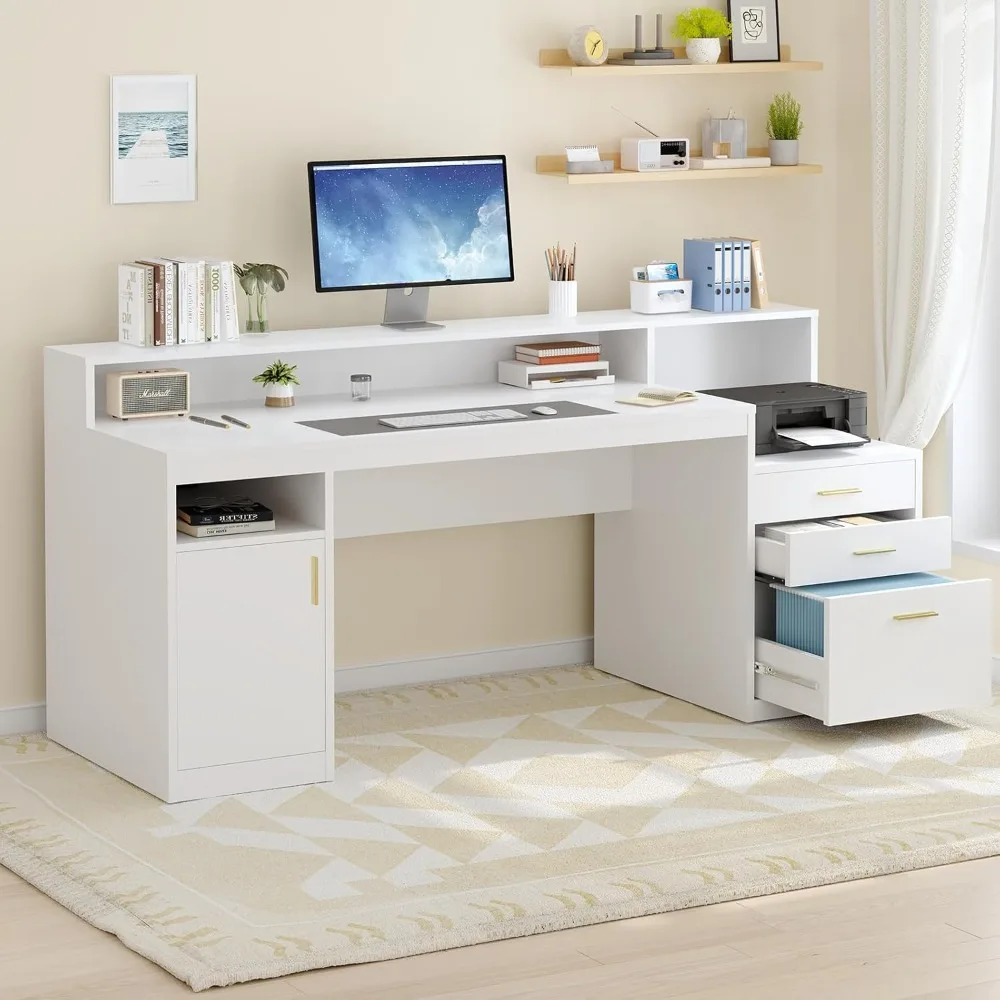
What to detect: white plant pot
<box><xmin>768</xmin><ymin>139</ymin><xmax>800</xmax><ymax>166</ymax></box>
<box><xmin>685</xmin><ymin>37</ymin><xmax>721</xmax><ymax>64</ymax></box>
<box><xmin>264</xmin><ymin>382</ymin><xmax>295</xmax><ymax>408</ymax></box>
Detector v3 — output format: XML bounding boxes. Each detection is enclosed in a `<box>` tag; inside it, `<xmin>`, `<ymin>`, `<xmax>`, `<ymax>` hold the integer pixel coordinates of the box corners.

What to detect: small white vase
<box><xmin>685</xmin><ymin>37</ymin><xmax>721</xmax><ymax>64</ymax></box>
<box><xmin>265</xmin><ymin>383</ymin><xmax>295</xmax><ymax>408</ymax></box>
<box><xmin>768</xmin><ymin>139</ymin><xmax>800</xmax><ymax>166</ymax></box>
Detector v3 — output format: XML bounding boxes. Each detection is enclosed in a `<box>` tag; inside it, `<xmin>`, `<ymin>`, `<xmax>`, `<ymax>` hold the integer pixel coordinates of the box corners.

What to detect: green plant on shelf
<box><xmin>234</xmin><ymin>262</ymin><xmax>289</xmax><ymax>334</ymax></box>
<box><xmin>252</xmin><ymin>360</ymin><xmax>300</xmax><ymax>387</ymax></box>
<box><xmin>672</xmin><ymin>7</ymin><xmax>733</xmax><ymax>39</ymax></box>
<box><xmin>766</xmin><ymin>92</ymin><xmax>804</xmax><ymax>140</ymax></box>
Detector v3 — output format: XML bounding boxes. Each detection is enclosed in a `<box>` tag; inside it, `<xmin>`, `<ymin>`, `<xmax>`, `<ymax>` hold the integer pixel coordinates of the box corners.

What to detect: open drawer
<box><xmin>754</xmin><ymin>575</ymin><xmax>992</xmax><ymax>725</ymax></box>
<box><xmin>756</xmin><ymin>515</ymin><xmax>952</xmax><ymax>587</ymax></box>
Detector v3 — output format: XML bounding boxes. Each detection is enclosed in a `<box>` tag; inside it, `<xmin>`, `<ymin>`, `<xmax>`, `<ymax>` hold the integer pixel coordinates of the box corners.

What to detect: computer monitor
<box><xmin>308</xmin><ymin>155</ymin><xmax>514</xmax><ymax>330</ymax></box>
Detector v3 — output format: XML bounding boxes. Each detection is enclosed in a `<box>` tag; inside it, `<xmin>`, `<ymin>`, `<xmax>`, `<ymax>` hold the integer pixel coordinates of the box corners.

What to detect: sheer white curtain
<box><xmin>871</xmin><ymin>0</ymin><xmax>997</xmax><ymax>448</ymax></box>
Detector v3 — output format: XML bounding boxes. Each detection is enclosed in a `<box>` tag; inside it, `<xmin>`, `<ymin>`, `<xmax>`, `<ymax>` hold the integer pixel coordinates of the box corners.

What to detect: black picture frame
<box><xmin>727</xmin><ymin>1</ymin><xmax>781</xmax><ymax>63</ymax></box>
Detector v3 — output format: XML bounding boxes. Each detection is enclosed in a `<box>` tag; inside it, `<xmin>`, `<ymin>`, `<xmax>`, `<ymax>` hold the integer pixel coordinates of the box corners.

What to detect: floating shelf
<box><xmin>538</xmin><ymin>45</ymin><xmax>822</xmax><ymax>77</ymax></box>
<box><xmin>536</xmin><ymin>152</ymin><xmax>822</xmax><ymax>184</ymax></box>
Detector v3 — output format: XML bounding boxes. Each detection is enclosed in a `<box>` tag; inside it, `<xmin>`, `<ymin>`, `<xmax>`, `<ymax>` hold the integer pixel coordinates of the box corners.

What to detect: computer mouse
<box><xmin>531</xmin><ymin>406</ymin><xmax>558</xmax><ymax>416</ymax></box>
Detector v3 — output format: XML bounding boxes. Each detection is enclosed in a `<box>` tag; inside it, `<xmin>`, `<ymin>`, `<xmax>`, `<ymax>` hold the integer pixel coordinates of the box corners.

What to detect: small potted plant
<box><xmin>672</xmin><ymin>7</ymin><xmax>732</xmax><ymax>65</ymax></box>
<box><xmin>234</xmin><ymin>263</ymin><xmax>289</xmax><ymax>335</ymax></box>
<box><xmin>766</xmin><ymin>92</ymin><xmax>803</xmax><ymax>166</ymax></box>
<box><xmin>253</xmin><ymin>359</ymin><xmax>300</xmax><ymax>408</ymax></box>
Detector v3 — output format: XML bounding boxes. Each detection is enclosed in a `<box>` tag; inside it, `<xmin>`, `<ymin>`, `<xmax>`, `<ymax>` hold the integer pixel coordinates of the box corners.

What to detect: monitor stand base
<box><xmin>381</xmin><ymin>287</ymin><xmax>444</xmax><ymax>331</ymax></box>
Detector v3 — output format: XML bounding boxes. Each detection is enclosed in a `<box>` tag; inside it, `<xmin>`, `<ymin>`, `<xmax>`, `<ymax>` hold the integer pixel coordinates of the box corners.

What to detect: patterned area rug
<box><xmin>3</xmin><ymin>666</ymin><xmax>1000</xmax><ymax>991</ymax></box>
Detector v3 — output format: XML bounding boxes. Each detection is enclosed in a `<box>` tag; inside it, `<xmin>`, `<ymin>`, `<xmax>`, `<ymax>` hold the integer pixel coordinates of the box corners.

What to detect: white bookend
<box><xmin>498</xmin><ymin>359</ymin><xmax>611</xmax><ymax>389</ymax></box>
<box><xmin>118</xmin><ymin>263</ymin><xmax>145</xmax><ymax>346</ymax></box>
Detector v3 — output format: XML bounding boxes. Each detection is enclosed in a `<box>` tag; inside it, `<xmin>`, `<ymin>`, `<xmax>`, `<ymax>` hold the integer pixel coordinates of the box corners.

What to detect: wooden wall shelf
<box><xmin>536</xmin><ymin>153</ymin><xmax>822</xmax><ymax>184</ymax></box>
<box><xmin>539</xmin><ymin>45</ymin><xmax>822</xmax><ymax>76</ymax></box>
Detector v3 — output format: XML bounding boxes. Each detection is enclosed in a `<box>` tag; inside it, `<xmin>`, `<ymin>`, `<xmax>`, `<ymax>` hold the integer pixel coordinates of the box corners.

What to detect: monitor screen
<box><xmin>308</xmin><ymin>155</ymin><xmax>514</xmax><ymax>293</ymax></box>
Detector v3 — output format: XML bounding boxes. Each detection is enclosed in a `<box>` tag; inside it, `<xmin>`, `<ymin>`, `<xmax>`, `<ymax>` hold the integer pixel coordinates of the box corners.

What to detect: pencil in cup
<box><xmin>545</xmin><ymin>243</ymin><xmax>577</xmax><ymax>281</ymax></box>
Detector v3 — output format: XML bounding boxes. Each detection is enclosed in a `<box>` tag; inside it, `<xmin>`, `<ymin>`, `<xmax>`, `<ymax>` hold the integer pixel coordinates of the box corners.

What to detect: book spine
<box><xmin>221</xmin><ymin>262</ymin><xmax>240</xmax><ymax>341</ymax></box>
<box><xmin>150</xmin><ymin>262</ymin><xmax>165</xmax><ymax>346</ymax></box>
<box><xmin>204</xmin><ymin>263</ymin><xmax>217</xmax><ymax>342</ymax></box>
<box><xmin>178</xmin><ymin>510</ymin><xmax>274</xmax><ymax>525</ymax></box>
<box><xmin>118</xmin><ymin>263</ymin><xmax>143</xmax><ymax>345</ymax></box>
<box><xmin>195</xmin><ymin>261</ymin><xmax>206</xmax><ymax>342</ymax></box>
<box><xmin>180</xmin><ymin>263</ymin><xmax>196</xmax><ymax>344</ymax></box>
<box><xmin>139</xmin><ymin>263</ymin><xmax>155</xmax><ymax>347</ymax></box>
<box><xmin>177</xmin><ymin>521</ymin><xmax>276</xmax><ymax>537</ymax></box>
<box><xmin>517</xmin><ymin>348</ymin><xmax>600</xmax><ymax>359</ymax></box>
<box><xmin>515</xmin><ymin>352</ymin><xmax>600</xmax><ymax>365</ymax></box>
<box><xmin>163</xmin><ymin>262</ymin><xmax>176</xmax><ymax>346</ymax></box>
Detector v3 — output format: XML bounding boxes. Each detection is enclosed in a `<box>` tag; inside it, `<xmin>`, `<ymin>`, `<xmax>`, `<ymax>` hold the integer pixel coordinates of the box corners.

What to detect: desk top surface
<box><xmin>92</xmin><ymin>381</ymin><xmax>756</xmax><ymax>476</ymax></box>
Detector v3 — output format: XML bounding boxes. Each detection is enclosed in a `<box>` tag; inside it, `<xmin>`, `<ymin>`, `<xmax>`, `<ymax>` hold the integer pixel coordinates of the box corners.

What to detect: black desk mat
<box><xmin>298</xmin><ymin>400</ymin><xmax>614</xmax><ymax>436</ymax></box>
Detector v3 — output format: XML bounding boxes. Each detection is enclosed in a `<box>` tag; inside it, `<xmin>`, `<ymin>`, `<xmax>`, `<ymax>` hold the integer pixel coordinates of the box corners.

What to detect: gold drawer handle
<box><xmin>893</xmin><ymin>611</ymin><xmax>939</xmax><ymax>622</ymax></box>
<box><xmin>853</xmin><ymin>547</ymin><xmax>897</xmax><ymax>556</ymax></box>
<box><xmin>311</xmin><ymin>556</ymin><xmax>319</xmax><ymax>606</ymax></box>
<box><xmin>817</xmin><ymin>487</ymin><xmax>863</xmax><ymax>496</ymax></box>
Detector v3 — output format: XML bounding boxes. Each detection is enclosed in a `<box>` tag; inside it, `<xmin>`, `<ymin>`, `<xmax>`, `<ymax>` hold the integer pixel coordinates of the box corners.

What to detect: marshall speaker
<box><xmin>106</xmin><ymin>368</ymin><xmax>190</xmax><ymax>420</ymax></box>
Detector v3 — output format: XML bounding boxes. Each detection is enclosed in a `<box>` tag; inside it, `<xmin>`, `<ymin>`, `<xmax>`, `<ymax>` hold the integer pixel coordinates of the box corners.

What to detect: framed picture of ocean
<box><xmin>110</xmin><ymin>75</ymin><xmax>196</xmax><ymax>204</ymax></box>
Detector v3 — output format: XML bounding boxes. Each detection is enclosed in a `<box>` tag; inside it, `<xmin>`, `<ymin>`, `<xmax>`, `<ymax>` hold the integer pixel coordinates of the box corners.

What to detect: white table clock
<box><xmin>568</xmin><ymin>25</ymin><xmax>608</xmax><ymax>66</ymax></box>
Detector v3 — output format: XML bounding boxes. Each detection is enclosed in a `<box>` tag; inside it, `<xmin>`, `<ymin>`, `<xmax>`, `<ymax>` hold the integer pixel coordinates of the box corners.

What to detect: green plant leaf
<box><xmin>672</xmin><ymin>6</ymin><xmax>732</xmax><ymax>39</ymax></box>
<box><xmin>766</xmin><ymin>92</ymin><xmax>803</xmax><ymax>140</ymax></box>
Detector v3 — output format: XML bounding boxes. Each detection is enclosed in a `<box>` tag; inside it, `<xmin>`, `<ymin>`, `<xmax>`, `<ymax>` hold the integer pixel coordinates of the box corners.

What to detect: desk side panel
<box><xmin>594</xmin><ymin>430</ymin><xmax>758</xmax><ymax>722</ymax></box>
<box><xmin>45</xmin><ymin>350</ymin><xmax>171</xmax><ymax>797</ymax></box>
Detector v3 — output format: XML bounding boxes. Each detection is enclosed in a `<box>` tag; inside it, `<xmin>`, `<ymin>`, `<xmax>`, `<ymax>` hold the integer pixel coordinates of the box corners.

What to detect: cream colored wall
<box><xmin>2</xmin><ymin>0</ymin><xmax>874</xmax><ymax>707</ymax></box>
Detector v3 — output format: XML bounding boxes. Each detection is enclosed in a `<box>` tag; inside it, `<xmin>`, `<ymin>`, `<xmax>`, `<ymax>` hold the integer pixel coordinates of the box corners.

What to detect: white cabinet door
<box><xmin>176</xmin><ymin>540</ymin><xmax>327</xmax><ymax>770</ymax></box>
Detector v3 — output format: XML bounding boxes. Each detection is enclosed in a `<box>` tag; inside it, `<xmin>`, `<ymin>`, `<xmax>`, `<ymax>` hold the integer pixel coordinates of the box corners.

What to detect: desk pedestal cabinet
<box><xmin>43</xmin><ymin>307</ymin><xmax>992</xmax><ymax>802</ymax></box>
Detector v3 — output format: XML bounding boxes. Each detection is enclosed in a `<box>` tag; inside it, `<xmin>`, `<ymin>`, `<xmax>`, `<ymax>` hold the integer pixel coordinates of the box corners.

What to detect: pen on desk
<box><xmin>189</xmin><ymin>415</ymin><xmax>230</xmax><ymax>429</ymax></box>
<box><xmin>220</xmin><ymin>414</ymin><xmax>251</xmax><ymax>429</ymax></box>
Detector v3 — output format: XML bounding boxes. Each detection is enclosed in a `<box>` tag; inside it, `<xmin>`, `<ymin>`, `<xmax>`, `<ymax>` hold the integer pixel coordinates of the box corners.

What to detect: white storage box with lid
<box><xmin>630</xmin><ymin>279</ymin><xmax>693</xmax><ymax>315</ymax></box>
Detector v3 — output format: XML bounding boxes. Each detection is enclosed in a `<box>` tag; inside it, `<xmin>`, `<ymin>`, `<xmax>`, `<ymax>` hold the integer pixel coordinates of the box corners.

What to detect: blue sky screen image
<box><xmin>312</xmin><ymin>159</ymin><xmax>512</xmax><ymax>289</ymax></box>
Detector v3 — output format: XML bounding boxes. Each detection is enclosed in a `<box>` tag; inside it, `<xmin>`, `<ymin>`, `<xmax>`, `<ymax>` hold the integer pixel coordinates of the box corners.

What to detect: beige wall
<box><xmin>2</xmin><ymin>0</ymin><xmax>875</xmax><ymax>708</ymax></box>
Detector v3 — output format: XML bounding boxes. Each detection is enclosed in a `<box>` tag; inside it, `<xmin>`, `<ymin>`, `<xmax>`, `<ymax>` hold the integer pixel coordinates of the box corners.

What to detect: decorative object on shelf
<box><xmin>105</xmin><ymin>368</ymin><xmax>190</xmax><ymax>421</ymax></box>
<box><xmin>610</xmin><ymin>13</ymin><xmax>685</xmax><ymax>65</ymax></box>
<box><xmin>766</xmin><ymin>91</ymin><xmax>802</xmax><ymax>165</ymax></box>
<box><xmin>253</xmin><ymin>359</ymin><xmax>300</xmax><ymax>408</ymax></box>
<box><xmin>110</xmin><ymin>75</ymin><xmax>197</xmax><ymax>204</ymax></box>
<box><xmin>727</xmin><ymin>0</ymin><xmax>781</xmax><ymax>62</ymax></box>
<box><xmin>620</xmin><ymin>136</ymin><xmax>690</xmax><ymax>172</ymax></box>
<box><xmin>672</xmin><ymin>7</ymin><xmax>733</xmax><ymax>65</ymax></box>
<box><xmin>564</xmin><ymin>145</ymin><xmax>615</xmax><ymax>174</ymax></box>
<box><xmin>702</xmin><ymin>109</ymin><xmax>748</xmax><ymax>159</ymax></box>
<box><xmin>234</xmin><ymin>263</ymin><xmax>289</xmax><ymax>335</ymax></box>
<box><xmin>350</xmin><ymin>374</ymin><xmax>372</xmax><ymax>402</ymax></box>
<box><xmin>546</xmin><ymin>244</ymin><xmax>578</xmax><ymax>317</ymax></box>
<box><xmin>568</xmin><ymin>25</ymin><xmax>609</xmax><ymax>66</ymax></box>
<box><xmin>630</xmin><ymin>279</ymin><xmax>694</xmax><ymax>315</ymax></box>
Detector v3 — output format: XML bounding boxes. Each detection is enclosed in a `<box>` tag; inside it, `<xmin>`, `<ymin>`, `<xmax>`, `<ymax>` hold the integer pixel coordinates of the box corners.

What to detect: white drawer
<box><xmin>754</xmin><ymin>460</ymin><xmax>917</xmax><ymax>524</ymax></box>
<box><xmin>756</xmin><ymin>515</ymin><xmax>952</xmax><ymax>587</ymax></box>
<box><xmin>754</xmin><ymin>576</ymin><xmax>992</xmax><ymax>726</ymax></box>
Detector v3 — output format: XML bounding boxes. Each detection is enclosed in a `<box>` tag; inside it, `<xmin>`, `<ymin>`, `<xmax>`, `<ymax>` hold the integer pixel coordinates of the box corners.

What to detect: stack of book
<box><xmin>119</xmin><ymin>258</ymin><xmax>240</xmax><ymax>347</ymax></box>
<box><xmin>176</xmin><ymin>490</ymin><xmax>275</xmax><ymax>539</ymax></box>
<box><xmin>498</xmin><ymin>340</ymin><xmax>613</xmax><ymax>390</ymax></box>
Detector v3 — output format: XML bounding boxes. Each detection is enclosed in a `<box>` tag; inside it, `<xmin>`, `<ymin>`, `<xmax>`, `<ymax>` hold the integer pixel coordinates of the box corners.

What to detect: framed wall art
<box><xmin>727</xmin><ymin>1</ymin><xmax>781</xmax><ymax>63</ymax></box>
<box><xmin>110</xmin><ymin>74</ymin><xmax>197</xmax><ymax>204</ymax></box>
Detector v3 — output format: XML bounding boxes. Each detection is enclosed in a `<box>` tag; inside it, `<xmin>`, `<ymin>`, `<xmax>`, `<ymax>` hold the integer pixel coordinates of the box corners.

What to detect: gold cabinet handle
<box><xmin>817</xmin><ymin>487</ymin><xmax>863</xmax><ymax>496</ymax></box>
<box><xmin>893</xmin><ymin>611</ymin><xmax>939</xmax><ymax>621</ymax></box>
<box><xmin>311</xmin><ymin>556</ymin><xmax>319</xmax><ymax>606</ymax></box>
<box><xmin>853</xmin><ymin>547</ymin><xmax>897</xmax><ymax>556</ymax></box>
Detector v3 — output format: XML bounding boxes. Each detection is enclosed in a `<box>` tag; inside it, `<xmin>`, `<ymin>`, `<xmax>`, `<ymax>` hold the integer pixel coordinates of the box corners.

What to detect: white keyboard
<box><xmin>379</xmin><ymin>408</ymin><xmax>529</xmax><ymax>430</ymax></box>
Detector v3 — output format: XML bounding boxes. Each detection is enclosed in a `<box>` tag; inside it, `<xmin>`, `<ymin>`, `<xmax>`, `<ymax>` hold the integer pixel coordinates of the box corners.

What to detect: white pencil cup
<box><xmin>548</xmin><ymin>280</ymin><xmax>578</xmax><ymax>318</ymax></box>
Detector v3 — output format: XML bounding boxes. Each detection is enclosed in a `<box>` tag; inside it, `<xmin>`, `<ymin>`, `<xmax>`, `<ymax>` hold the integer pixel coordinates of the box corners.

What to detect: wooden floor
<box><xmin>5</xmin><ymin>858</ymin><xmax>1000</xmax><ymax>999</ymax></box>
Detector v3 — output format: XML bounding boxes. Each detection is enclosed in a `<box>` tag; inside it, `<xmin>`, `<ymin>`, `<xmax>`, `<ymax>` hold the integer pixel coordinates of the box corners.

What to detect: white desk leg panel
<box><xmin>595</xmin><ymin>423</ymin><xmax>788</xmax><ymax>724</ymax></box>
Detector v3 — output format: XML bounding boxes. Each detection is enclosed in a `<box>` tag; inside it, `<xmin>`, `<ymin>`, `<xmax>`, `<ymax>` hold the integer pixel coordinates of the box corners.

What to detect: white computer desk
<box><xmin>44</xmin><ymin>307</ymin><xmax>818</xmax><ymax>801</ymax></box>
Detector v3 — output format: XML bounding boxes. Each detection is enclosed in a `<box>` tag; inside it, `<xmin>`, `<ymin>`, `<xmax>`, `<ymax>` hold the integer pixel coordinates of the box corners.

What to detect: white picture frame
<box><xmin>110</xmin><ymin>74</ymin><xmax>197</xmax><ymax>204</ymax></box>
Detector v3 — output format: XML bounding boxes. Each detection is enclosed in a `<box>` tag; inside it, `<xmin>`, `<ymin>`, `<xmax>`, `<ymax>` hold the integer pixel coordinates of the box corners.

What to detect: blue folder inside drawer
<box><xmin>774</xmin><ymin>573</ymin><xmax>949</xmax><ymax>657</ymax></box>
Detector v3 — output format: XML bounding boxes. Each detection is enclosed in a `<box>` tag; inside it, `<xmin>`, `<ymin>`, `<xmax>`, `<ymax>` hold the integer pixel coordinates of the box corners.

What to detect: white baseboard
<box><xmin>0</xmin><ymin>703</ymin><xmax>46</xmax><ymax>737</ymax></box>
<box><xmin>335</xmin><ymin>637</ymin><xmax>595</xmax><ymax>694</ymax></box>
